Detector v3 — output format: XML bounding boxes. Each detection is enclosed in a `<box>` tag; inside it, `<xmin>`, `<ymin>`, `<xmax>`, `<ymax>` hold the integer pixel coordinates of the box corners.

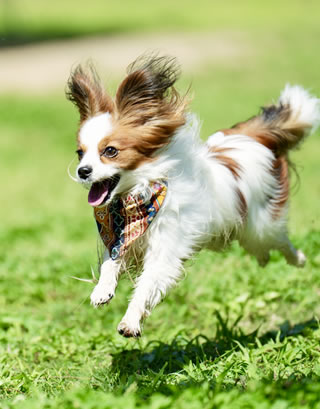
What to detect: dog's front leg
<box><xmin>90</xmin><ymin>252</ymin><xmax>122</xmax><ymax>307</ymax></box>
<box><xmin>117</xmin><ymin>248</ymin><xmax>183</xmax><ymax>337</ymax></box>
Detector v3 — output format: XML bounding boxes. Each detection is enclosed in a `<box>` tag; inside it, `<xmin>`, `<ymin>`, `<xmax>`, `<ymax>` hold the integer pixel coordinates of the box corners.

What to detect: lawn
<box><xmin>1</xmin><ymin>1</ymin><xmax>320</xmax><ymax>408</ymax></box>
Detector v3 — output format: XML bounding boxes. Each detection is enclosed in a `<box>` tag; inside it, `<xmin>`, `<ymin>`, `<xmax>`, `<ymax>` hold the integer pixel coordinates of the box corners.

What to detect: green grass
<box><xmin>1</xmin><ymin>2</ymin><xmax>320</xmax><ymax>407</ymax></box>
<box><xmin>1</xmin><ymin>88</ymin><xmax>320</xmax><ymax>408</ymax></box>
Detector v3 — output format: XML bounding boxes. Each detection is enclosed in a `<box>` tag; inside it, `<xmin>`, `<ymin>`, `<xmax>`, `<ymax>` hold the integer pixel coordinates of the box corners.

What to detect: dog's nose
<box><xmin>78</xmin><ymin>166</ymin><xmax>92</xmax><ymax>180</ymax></box>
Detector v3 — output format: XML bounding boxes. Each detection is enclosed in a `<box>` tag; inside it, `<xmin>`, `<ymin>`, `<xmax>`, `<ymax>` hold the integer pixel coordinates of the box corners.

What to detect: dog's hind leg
<box><xmin>241</xmin><ymin>234</ymin><xmax>306</xmax><ymax>268</ymax></box>
<box><xmin>275</xmin><ymin>236</ymin><xmax>306</xmax><ymax>267</ymax></box>
<box><xmin>239</xmin><ymin>237</ymin><xmax>271</xmax><ymax>267</ymax></box>
<box><xmin>256</xmin><ymin>252</ymin><xmax>270</xmax><ymax>267</ymax></box>
<box><xmin>90</xmin><ymin>252</ymin><xmax>122</xmax><ymax>307</ymax></box>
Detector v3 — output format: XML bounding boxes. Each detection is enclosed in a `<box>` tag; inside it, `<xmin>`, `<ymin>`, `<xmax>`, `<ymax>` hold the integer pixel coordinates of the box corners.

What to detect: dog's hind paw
<box><xmin>90</xmin><ymin>285</ymin><xmax>114</xmax><ymax>307</ymax></box>
<box><xmin>257</xmin><ymin>253</ymin><xmax>270</xmax><ymax>267</ymax></box>
<box><xmin>296</xmin><ymin>249</ymin><xmax>306</xmax><ymax>267</ymax></box>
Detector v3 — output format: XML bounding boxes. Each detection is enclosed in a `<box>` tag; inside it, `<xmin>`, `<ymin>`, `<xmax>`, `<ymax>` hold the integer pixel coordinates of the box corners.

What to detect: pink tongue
<box><xmin>88</xmin><ymin>181</ymin><xmax>110</xmax><ymax>207</ymax></box>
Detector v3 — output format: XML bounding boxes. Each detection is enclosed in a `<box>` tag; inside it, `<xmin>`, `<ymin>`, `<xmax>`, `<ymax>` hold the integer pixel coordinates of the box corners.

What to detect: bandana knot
<box><xmin>94</xmin><ymin>181</ymin><xmax>167</xmax><ymax>260</ymax></box>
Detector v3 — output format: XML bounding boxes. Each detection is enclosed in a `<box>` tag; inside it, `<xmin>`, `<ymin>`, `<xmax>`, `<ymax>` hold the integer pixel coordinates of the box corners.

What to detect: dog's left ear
<box><xmin>115</xmin><ymin>55</ymin><xmax>187</xmax><ymax>128</ymax></box>
<box><xmin>66</xmin><ymin>64</ymin><xmax>114</xmax><ymax>122</ymax></box>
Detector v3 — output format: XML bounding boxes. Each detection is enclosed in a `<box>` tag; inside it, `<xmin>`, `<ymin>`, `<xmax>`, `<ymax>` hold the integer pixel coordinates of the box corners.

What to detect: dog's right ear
<box><xmin>115</xmin><ymin>55</ymin><xmax>186</xmax><ymax>125</ymax></box>
<box><xmin>66</xmin><ymin>64</ymin><xmax>114</xmax><ymax>122</ymax></box>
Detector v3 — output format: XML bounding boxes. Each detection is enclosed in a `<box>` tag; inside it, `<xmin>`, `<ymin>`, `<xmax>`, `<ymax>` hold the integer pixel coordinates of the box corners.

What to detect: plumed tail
<box><xmin>264</xmin><ymin>85</ymin><xmax>320</xmax><ymax>153</ymax></box>
<box><xmin>227</xmin><ymin>85</ymin><xmax>320</xmax><ymax>157</ymax></box>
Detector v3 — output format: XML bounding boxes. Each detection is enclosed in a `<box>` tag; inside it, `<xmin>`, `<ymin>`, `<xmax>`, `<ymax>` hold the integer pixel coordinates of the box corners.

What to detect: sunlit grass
<box><xmin>1</xmin><ymin>1</ymin><xmax>320</xmax><ymax>406</ymax></box>
<box><xmin>1</xmin><ymin>80</ymin><xmax>320</xmax><ymax>408</ymax></box>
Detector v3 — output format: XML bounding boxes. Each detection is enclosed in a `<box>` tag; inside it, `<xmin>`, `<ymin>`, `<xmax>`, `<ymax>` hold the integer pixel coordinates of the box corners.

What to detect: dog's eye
<box><xmin>102</xmin><ymin>146</ymin><xmax>118</xmax><ymax>158</ymax></box>
<box><xmin>76</xmin><ymin>149</ymin><xmax>84</xmax><ymax>160</ymax></box>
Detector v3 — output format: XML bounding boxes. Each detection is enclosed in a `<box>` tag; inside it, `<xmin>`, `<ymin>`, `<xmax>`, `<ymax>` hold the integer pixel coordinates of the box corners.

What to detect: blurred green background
<box><xmin>1</xmin><ymin>0</ymin><xmax>320</xmax><ymax>42</ymax></box>
<box><xmin>1</xmin><ymin>1</ymin><xmax>320</xmax><ymax>408</ymax></box>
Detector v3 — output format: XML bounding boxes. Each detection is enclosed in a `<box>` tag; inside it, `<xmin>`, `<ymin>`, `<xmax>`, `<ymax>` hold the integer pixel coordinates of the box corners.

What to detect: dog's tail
<box><xmin>230</xmin><ymin>85</ymin><xmax>320</xmax><ymax>157</ymax></box>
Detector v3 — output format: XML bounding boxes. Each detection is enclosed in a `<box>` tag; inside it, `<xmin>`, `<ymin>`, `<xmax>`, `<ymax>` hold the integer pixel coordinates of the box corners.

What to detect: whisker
<box><xmin>67</xmin><ymin>156</ymin><xmax>78</xmax><ymax>182</ymax></box>
<box><xmin>69</xmin><ymin>265</ymin><xmax>98</xmax><ymax>284</ymax></box>
<box><xmin>90</xmin><ymin>265</ymin><xmax>98</xmax><ymax>282</ymax></box>
<box><xmin>69</xmin><ymin>276</ymin><xmax>95</xmax><ymax>284</ymax></box>
<box><xmin>71</xmin><ymin>294</ymin><xmax>90</xmax><ymax>313</ymax></box>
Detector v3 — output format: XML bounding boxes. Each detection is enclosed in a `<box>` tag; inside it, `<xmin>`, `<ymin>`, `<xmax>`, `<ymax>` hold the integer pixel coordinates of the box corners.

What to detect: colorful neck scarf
<box><xmin>93</xmin><ymin>181</ymin><xmax>167</xmax><ymax>260</ymax></box>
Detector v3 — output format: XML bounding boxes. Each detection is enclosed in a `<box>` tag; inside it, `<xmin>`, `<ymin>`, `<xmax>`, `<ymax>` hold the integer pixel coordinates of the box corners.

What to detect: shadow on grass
<box><xmin>111</xmin><ymin>312</ymin><xmax>319</xmax><ymax>376</ymax></box>
<box><xmin>0</xmin><ymin>29</ymin><xmax>126</xmax><ymax>48</ymax></box>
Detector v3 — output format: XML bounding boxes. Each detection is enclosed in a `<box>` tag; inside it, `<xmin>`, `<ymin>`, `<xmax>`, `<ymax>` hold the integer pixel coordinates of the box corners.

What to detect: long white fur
<box><xmin>279</xmin><ymin>84</ymin><xmax>320</xmax><ymax>133</ymax></box>
<box><xmin>86</xmin><ymin>85</ymin><xmax>319</xmax><ymax>337</ymax></box>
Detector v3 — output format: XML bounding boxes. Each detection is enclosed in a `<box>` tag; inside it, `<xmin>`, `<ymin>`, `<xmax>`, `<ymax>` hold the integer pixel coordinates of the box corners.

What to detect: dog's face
<box><xmin>67</xmin><ymin>56</ymin><xmax>187</xmax><ymax>207</ymax></box>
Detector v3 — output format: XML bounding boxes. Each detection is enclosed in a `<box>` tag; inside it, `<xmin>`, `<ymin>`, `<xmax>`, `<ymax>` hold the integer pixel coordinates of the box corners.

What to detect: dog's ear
<box><xmin>66</xmin><ymin>64</ymin><xmax>114</xmax><ymax>122</ymax></box>
<box><xmin>115</xmin><ymin>55</ymin><xmax>187</xmax><ymax>127</ymax></box>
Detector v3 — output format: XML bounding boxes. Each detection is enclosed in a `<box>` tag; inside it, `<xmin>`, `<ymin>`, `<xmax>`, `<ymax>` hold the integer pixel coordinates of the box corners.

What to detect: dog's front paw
<box><xmin>117</xmin><ymin>320</ymin><xmax>141</xmax><ymax>338</ymax></box>
<box><xmin>90</xmin><ymin>285</ymin><xmax>114</xmax><ymax>307</ymax></box>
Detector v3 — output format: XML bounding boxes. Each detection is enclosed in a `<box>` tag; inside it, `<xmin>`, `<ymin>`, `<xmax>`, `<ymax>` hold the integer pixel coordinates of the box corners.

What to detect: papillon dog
<box><xmin>66</xmin><ymin>55</ymin><xmax>320</xmax><ymax>337</ymax></box>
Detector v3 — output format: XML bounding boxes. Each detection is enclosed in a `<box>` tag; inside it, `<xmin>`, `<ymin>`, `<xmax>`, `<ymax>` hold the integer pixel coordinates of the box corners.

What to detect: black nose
<box><xmin>78</xmin><ymin>166</ymin><xmax>92</xmax><ymax>180</ymax></box>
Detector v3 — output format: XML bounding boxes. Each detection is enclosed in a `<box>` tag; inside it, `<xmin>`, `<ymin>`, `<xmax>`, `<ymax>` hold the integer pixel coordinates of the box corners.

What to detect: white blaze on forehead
<box><xmin>77</xmin><ymin>112</ymin><xmax>118</xmax><ymax>183</ymax></box>
<box><xmin>79</xmin><ymin>112</ymin><xmax>113</xmax><ymax>149</ymax></box>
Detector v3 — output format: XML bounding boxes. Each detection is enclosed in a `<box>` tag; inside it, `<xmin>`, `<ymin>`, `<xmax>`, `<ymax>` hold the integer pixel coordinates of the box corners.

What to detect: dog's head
<box><xmin>66</xmin><ymin>55</ymin><xmax>187</xmax><ymax>206</ymax></box>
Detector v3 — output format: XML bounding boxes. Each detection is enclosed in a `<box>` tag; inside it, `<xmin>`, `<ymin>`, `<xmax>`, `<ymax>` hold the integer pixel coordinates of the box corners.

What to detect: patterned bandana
<box><xmin>93</xmin><ymin>181</ymin><xmax>167</xmax><ymax>260</ymax></box>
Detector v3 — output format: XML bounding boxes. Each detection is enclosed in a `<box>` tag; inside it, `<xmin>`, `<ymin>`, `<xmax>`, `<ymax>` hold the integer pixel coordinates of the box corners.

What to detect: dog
<box><xmin>66</xmin><ymin>55</ymin><xmax>320</xmax><ymax>337</ymax></box>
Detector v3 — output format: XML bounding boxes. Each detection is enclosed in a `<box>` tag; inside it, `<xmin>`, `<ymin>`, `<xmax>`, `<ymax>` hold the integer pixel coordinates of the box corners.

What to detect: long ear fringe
<box><xmin>126</xmin><ymin>54</ymin><xmax>181</xmax><ymax>98</ymax></box>
<box><xmin>66</xmin><ymin>63</ymin><xmax>113</xmax><ymax>122</ymax></box>
<box><xmin>115</xmin><ymin>54</ymin><xmax>187</xmax><ymax>122</ymax></box>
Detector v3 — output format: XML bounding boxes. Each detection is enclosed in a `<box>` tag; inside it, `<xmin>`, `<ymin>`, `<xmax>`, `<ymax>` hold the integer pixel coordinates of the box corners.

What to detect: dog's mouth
<box><xmin>88</xmin><ymin>175</ymin><xmax>120</xmax><ymax>207</ymax></box>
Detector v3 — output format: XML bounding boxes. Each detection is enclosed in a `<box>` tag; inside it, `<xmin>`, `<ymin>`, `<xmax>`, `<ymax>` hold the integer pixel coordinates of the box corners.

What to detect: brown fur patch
<box><xmin>209</xmin><ymin>146</ymin><xmax>246</xmax><ymax>221</ymax></box>
<box><xmin>237</xmin><ymin>188</ymin><xmax>248</xmax><ymax>221</ymax></box>
<box><xmin>77</xmin><ymin>143</ymin><xmax>87</xmax><ymax>152</ymax></box>
<box><xmin>66</xmin><ymin>64</ymin><xmax>114</xmax><ymax>123</ymax></box>
<box><xmin>209</xmin><ymin>146</ymin><xmax>242</xmax><ymax>179</ymax></box>
<box><xmin>97</xmin><ymin>125</ymin><xmax>156</xmax><ymax>170</ymax></box>
<box><xmin>271</xmin><ymin>156</ymin><xmax>289</xmax><ymax>219</ymax></box>
<box><xmin>220</xmin><ymin>103</ymin><xmax>309</xmax><ymax>157</ymax></box>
